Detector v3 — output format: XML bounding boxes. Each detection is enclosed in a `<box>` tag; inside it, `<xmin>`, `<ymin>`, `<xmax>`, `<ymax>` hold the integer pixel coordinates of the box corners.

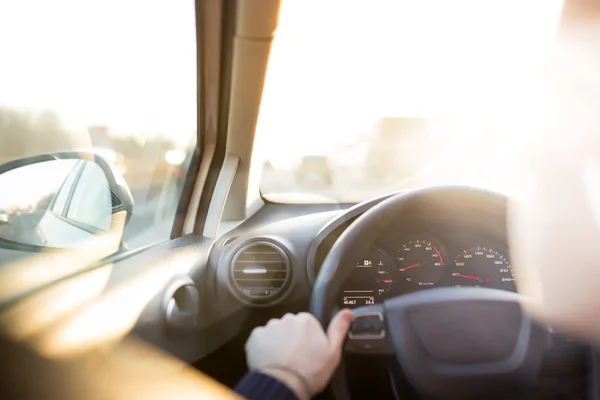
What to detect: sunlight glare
<box><xmin>256</xmin><ymin>0</ymin><xmax>566</xmax><ymax>200</ymax></box>
<box><xmin>35</xmin><ymin>249</ymin><xmax>199</xmax><ymax>358</ymax></box>
<box><xmin>0</xmin><ymin>211</ymin><xmax>125</xmax><ymax>302</ymax></box>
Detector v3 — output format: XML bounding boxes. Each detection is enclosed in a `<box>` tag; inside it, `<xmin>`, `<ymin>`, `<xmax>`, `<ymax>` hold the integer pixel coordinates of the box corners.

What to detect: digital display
<box><xmin>342</xmin><ymin>294</ymin><xmax>376</xmax><ymax>306</ymax></box>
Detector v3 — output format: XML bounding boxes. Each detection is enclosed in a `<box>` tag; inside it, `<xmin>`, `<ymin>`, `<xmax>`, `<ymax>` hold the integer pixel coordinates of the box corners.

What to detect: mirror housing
<box><xmin>0</xmin><ymin>151</ymin><xmax>134</xmax><ymax>251</ymax></box>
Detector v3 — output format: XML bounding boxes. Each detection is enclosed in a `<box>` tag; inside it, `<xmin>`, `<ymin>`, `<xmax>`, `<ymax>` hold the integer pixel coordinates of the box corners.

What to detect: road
<box><xmin>260</xmin><ymin>166</ymin><xmax>417</xmax><ymax>203</ymax></box>
<box><xmin>122</xmin><ymin>185</ymin><xmax>180</xmax><ymax>248</ymax></box>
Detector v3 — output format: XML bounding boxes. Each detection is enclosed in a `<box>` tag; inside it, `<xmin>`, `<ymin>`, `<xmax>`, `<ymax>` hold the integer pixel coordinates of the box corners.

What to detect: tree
<box><xmin>0</xmin><ymin>107</ymin><xmax>74</xmax><ymax>160</ymax></box>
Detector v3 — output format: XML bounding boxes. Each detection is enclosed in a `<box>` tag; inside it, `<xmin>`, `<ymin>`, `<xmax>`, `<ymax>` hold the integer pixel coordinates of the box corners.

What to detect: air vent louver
<box><xmin>230</xmin><ymin>241</ymin><xmax>291</xmax><ymax>304</ymax></box>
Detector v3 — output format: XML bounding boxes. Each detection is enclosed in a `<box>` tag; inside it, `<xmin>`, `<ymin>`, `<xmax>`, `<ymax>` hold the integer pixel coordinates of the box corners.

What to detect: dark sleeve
<box><xmin>235</xmin><ymin>371</ymin><xmax>299</xmax><ymax>400</ymax></box>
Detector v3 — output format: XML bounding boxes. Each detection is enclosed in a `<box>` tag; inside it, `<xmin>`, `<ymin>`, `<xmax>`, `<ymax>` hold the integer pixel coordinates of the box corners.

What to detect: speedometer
<box><xmin>397</xmin><ymin>239</ymin><xmax>445</xmax><ymax>288</ymax></box>
<box><xmin>451</xmin><ymin>247</ymin><xmax>515</xmax><ymax>290</ymax></box>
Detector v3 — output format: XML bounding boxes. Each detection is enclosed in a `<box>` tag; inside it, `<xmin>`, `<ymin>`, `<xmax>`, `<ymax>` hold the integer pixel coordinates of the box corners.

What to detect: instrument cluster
<box><xmin>341</xmin><ymin>236</ymin><xmax>515</xmax><ymax>308</ymax></box>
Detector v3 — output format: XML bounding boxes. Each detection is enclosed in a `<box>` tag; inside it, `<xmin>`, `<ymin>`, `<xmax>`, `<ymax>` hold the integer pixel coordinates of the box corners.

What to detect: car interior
<box><xmin>0</xmin><ymin>0</ymin><xmax>598</xmax><ymax>399</ymax></box>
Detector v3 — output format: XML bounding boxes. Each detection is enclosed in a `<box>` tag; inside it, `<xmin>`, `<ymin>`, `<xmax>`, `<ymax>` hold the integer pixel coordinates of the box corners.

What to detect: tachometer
<box><xmin>397</xmin><ymin>239</ymin><xmax>445</xmax><ymax>288</ymax></box>
<box><xmin>341</xmin><ymin>248</ymin><xmax>394</xmax><ymax>307</ymax></box>
<box><xmin>451</xmin><ymin>247</ymin><xmax>515</xmax><ymax>290</ymax></box>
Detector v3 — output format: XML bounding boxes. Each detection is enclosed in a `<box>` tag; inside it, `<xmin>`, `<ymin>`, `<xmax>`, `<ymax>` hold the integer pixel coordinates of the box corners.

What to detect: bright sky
<box><xmin>0</xmin><ymin>0</ymin><xmax>196</xmax><ymax>146</ymax></box>
<box><xmin>255</xmin><ymin>0</ymin><xmax>564</xmax><ymax>165</ymax></box>
<box><xmin>0</xmin><ymin>0</ymin><xmax>563</xmax><ymax>154</ymax></box>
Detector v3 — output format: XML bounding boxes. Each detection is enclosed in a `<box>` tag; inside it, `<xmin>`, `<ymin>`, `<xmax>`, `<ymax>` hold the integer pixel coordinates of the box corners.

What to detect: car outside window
<box><xmin>0</xmin><ymin>0</ymin><xmax>197</xmax><ymax>251</ymax></box>
<box><xmin>256</xmin><ymin>0</ymin><xmax>565</xmax><ymax>202</ymax></box>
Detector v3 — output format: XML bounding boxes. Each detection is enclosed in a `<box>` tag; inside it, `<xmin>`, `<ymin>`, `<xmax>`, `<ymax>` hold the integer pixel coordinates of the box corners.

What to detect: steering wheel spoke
<box><xmin>344</xmin><ymin>304</ymin><xmax>394</xmax><ymax>355</ymax></box>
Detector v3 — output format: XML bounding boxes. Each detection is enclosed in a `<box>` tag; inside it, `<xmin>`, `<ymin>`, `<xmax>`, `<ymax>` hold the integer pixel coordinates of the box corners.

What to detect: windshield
<box><xmin>257</xmin><ymin>0</ymin><xmax>565</xmax><ymax>203</ymax></box>
<box><xmin>0</xmin><ymin>0</ymin><xmax>197</xmax><ymax>251</ymax></box>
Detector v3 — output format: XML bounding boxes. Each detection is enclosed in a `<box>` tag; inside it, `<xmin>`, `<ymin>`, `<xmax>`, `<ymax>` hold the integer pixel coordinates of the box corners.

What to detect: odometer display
<box><xmin>451</xmin><ymin>247</ymin><xmax>515</xmax><ymax>290</ymax></box>
<box><xmin>341</xmin><ymin>248</ymin><xmax>394</xmax><ymax>307</ymax></box>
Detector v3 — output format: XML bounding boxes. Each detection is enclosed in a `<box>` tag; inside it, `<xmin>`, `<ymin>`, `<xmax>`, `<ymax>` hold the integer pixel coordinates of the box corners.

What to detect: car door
<box><xmin>0</xmin><ymin>0</ymin><xmax>248</xmax><ymax>397</ymax></box>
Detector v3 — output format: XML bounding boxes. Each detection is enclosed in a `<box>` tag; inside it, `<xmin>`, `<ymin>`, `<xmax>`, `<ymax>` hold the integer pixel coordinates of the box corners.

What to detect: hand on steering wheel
<box><xmin>245</xmin><ymin>310</ymin><xmax>353</xmax><ymax>400</ymax></box>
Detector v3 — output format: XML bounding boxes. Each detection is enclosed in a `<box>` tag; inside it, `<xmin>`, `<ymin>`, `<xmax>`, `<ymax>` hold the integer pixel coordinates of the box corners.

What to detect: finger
<box><xmin>296</xmin><ymin>312</ymin><xmax>313</xmax><ymax>321</ymax></box>
<box><xmin>295</xmin><ymin>312</ymin><xmax>317</xmax><ymax>331</ymax></box>
<box><xmin>326</xmin><ymin>309</ymin><xmax>354</xmax><ymax>349</ymax></box>
<box><xmin>282</xmin><ymin>313</ymin><xmax>295</xmax><ymax>320</ymax></box>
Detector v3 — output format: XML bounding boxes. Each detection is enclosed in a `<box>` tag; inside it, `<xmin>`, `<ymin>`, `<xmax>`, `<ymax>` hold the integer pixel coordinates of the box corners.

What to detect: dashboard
<box><xmin>199</xmin><ymin>188</ymin><xmax>587</xmax><ymax>398</ymax></box>
<box><xmin>215</xmin><ymin>187</ymin><xmax>513</xmax><ymax>311</ymax></box>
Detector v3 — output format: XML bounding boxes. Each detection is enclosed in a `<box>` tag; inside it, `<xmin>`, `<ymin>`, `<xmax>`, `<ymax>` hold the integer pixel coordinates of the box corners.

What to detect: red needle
<box><xmin>401</xmin><ymin>263</ymin><xmax>419</xmax><ymax>271</ymax></box>
<box><xmin>455</xmin><ymin>274</ymin><xmax>479</xmax><ymax>281</ymax></box>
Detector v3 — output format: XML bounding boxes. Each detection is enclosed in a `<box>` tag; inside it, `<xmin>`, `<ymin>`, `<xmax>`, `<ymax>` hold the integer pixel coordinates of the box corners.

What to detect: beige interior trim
<box><xmin>182</xmin><ymin>0</ymin><xmax>223</xmax><ymax>235</ymax></box>
<box><xmin>184</xmin><ymin>143</ymin><xmax>216</xmax><ymax>234</ymax></box>
<box><xmin>202</xmin><ymin>153</ymin><xmax>239</xmax><ymax>238</ymax></box>
<box><xmin>221</xmin><ymin>0</ymin><xmax>282</xmax><ymax>221</ymax></box>
<box><xmin>185</xmin><ymin>0</ymin><xmax>282</xmax><ymax>233</ymax></box>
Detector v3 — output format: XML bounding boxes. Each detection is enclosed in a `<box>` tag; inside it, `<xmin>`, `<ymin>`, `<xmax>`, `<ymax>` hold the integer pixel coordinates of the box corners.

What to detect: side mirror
<box><xmin>0</xmin><ymin>151</ymin><xmax>134</xmax><ymax>251</ymax></box>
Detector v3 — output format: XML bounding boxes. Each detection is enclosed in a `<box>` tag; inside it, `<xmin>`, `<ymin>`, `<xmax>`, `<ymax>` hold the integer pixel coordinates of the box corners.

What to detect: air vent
<box><xmin>222</xmin><ymin>236</ymin><xmax>238</xmax><ymax>246</ymax></box>
<box><xmin>230</xmin><ymin>241</ymin><xmax>291</xmax><ymax>304</ymax></box>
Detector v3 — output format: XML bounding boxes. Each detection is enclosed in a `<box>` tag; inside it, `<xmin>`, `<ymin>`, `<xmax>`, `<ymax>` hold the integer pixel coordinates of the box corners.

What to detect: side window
<box><xmin>0</xmin><ymin>0</ymin><xmax>198</xmax><ymax>250</ymax></box>
<box><xmin>65</xmin><ymin>163</ymin><xmax>112</xmax><ymax>232</ymax></box>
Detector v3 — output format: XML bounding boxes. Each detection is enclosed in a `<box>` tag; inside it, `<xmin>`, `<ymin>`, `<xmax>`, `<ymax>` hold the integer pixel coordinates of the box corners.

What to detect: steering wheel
<box><xmin>310</xmin><ymin>187</ymin><xmax>548</xmax><ymax>399</ymax></box>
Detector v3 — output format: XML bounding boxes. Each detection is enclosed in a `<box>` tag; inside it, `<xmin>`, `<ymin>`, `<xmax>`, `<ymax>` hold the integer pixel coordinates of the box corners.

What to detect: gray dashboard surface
<box><xmin>229</xmin><ymin>202</ymin><xmax>353</xmax><ymax>231</ymax></box>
